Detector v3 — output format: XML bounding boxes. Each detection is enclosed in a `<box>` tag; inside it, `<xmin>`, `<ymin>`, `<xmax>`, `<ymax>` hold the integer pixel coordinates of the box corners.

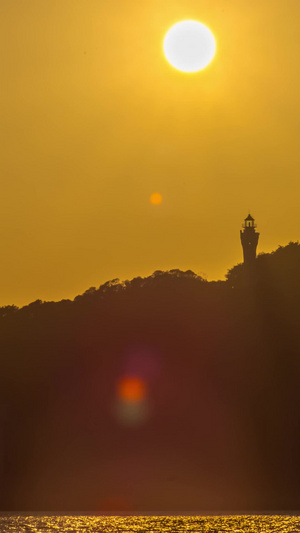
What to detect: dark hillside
<box><xmin>0</xmin><ymin>246</ymin><xmax>300</xmax><ymax>512</ymax></box>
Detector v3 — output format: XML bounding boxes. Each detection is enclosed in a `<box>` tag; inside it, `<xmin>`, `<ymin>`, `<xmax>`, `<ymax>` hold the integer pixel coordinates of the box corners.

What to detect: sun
<box><xmin>163</xmin><ymin>20</ymin><xmax>216</xmax><ymax>73</ymax></box>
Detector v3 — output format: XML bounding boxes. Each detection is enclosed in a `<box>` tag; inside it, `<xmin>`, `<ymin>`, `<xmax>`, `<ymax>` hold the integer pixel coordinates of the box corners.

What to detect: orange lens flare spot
<box><xmin>150</xmin><ymin>193</ymin><xmax>162</xmax><ymax>205</ymax></box>
<box><xmin>117</xmin><ymin>377</ymin><xmax>146</xmax><ymax>402</ymax></box>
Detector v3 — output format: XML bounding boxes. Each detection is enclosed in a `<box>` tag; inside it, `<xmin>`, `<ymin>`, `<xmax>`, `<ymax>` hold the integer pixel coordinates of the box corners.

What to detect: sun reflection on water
<box><xmin>0</xmin><ymin>515</ymin><xmax>299</xmax><ymax>533</ymax></box>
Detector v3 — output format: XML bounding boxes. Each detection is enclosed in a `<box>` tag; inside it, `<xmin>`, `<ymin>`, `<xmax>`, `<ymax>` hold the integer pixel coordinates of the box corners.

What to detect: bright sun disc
<box><xmin>163</xmin><ymin>20</ymin><xmax>216</xmax><ymax>72</ymax></box>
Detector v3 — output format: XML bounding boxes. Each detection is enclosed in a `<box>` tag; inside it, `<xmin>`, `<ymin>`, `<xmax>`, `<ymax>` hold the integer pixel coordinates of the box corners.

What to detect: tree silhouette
<box><xmin>0</xmin><ymin>245</ymin><xmax>299</xmax><ymax>512</ymax></box>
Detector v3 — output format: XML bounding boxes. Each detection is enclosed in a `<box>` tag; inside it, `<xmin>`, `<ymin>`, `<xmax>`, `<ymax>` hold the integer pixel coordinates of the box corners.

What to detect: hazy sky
<box><xmin>1</xmin><ymin>0</ymin><xmax>300</xmax><ymax>306</ymax></box>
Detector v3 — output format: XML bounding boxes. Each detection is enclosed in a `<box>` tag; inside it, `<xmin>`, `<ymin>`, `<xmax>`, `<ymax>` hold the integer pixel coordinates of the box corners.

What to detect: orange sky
<box><xmin>1</xmin><ymin>0</ymin><xmax>300</xmax><ymax>306</ymax></box>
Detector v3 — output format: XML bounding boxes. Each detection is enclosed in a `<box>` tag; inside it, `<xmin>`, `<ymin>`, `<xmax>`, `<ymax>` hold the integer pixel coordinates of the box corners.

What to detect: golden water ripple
<box><xmin>0</xmin><ymin>515</ymin><xmax>299</xmax><ymax>533</ymax></box>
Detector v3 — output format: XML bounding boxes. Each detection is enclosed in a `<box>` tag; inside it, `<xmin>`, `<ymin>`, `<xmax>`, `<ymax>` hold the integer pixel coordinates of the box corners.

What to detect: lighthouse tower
<box><xmin>240</xmin><ymin>214</ymin><xmax>259</xmax><ymax>267</ymax></box>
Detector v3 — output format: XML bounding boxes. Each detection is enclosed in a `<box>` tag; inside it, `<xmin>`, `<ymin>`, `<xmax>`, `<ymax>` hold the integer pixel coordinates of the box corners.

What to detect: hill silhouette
<box><xmin>0</xmin><ymin>243</ymin><xmax>299</xmax><ymax>513</ymax></box>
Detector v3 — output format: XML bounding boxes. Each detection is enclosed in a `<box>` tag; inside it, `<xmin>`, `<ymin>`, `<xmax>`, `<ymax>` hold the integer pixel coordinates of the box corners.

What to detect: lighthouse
<box><xmin>240</xmin><ymin>214</ymin><xmax>259</xmax><ymax>267</ymax></box>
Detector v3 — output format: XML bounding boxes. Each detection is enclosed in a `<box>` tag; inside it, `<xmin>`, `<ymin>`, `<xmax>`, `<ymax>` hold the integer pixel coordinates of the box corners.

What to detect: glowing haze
<box><xmin>1</xmin><ymin>0</ymin><xmax>300</xmax><ymax>306</ymax></box>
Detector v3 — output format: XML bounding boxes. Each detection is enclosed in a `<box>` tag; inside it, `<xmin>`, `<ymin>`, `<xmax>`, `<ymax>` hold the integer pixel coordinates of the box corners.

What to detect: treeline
<box><xmin>0</xmin><ymin>243</ymin><xmax>299</xmax><ymax>512</ymax></box>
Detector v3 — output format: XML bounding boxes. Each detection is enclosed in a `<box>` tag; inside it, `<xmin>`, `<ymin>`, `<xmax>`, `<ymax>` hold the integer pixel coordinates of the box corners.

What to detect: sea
<box><xmin>0</xmin><ymin>515</ymin><xmax>299</xmax><ymax>533</ymax></box>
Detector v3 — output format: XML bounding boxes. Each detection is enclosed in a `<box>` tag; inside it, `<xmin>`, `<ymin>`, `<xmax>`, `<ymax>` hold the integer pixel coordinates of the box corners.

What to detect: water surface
<box><xmin>0</xmin><ymin>515</ymin><xmax>299</xmax><ymax>532</ymax></box>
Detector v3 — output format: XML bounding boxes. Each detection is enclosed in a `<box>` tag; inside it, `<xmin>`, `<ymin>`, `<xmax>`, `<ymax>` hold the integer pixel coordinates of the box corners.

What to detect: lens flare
<box><xmin>150</xmin><ymin>193</ymin><xmax>162</xmax><ymax>205</ymax></box>
<box><xmin>115</xmin><ymin>376</ymin><xmax>149</xmax><ymax>426</ymax></box>
<box><xmin>118</xmin><ymin>376</ymin><xmax>146</xmax><ymax>402</ymax></box>
<box><xmin>115</xmin><ymin>398</ymin><xmax>149</xmax><ymax>426</ymax></box>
